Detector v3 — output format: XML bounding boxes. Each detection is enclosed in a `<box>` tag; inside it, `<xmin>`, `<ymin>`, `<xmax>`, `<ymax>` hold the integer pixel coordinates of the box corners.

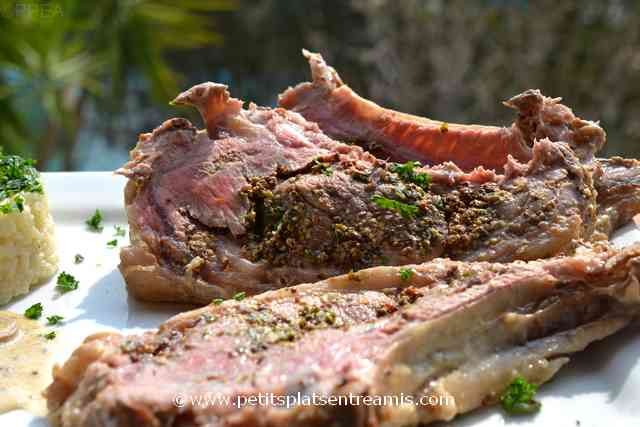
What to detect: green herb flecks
<box><xmin>74</xmin><ymin>254</ymin><xmax>85</xmax><ymax>264</ymax></box>
<box><xmin>500</xmin><ymin>376</ymin><xmax>541</xmax><ymax>415</ymax></box>
<box><xmin>114</xmin><ymin>225</ymin><xmax>126</xmax><ymax>237</ymax></box>
<box><xmin>56</xmin><ymin>272</ymin><xmax>79</xmax><ymax>293</ymax></box>
<box><xmin>391</xmin><ymin>161</ymin><xmax>431</xmax><ymax>189</ymax></box>
<box><xmin>462</xmin><ymin>270</ymin><xmax>475</xmax><ymax>278</ymax></box>
<box><xmin>44</xmin><ymin>331</ymin><xmax>56</xmax><ymax>340</ymax></box>
<box><xmin>313</xmin><ymin>159</ymin><xmax>333</xmax><ymax>176</ymax></box>
<box><xmin>0</xmin><ymin>194</ymin><xmax>25</xmax><ymax>214</ymax></box>
<box><xmin>24</xmin><ymin>303</ymin><xmax>43</xmax><ymax>319</ymax></box>
<box><xmin>399</xmin><ymin>267</ymin><xmax>414</xmax><ymax>281</ymax></box>
<box><xmin>372</xmin><ymin>195</ymin><xmax>419</xmax><ymax>218</ymax></box>
<box><xmin>107</xmin><ymin>239</ymin><xmax>118</xmax><ymax>248</ymax></box>
<box><xmin>0</xmin><ymin>150</ymin><xmax>43</xmax><ymax>216</ymax></box>
<box><xmin>46</xmin><ymin>315</ymin><xmax>64</xmax><ymax>325</ymax></box>
<box><xmin>298</xmin><ymin>305</ymin><xmax>338</xmax><ymax>330</ymax></box>
<box><xmin>211</xmin><ymin>298</ymin><xmax>224</xmax><ymax>305</ymax></box>
<box><xmin>233</xmin><ymin>291</ymin><xmax>246</xmax><ymax>301</ymax></box>
<box><xmin>86</xmin><ymin>209</ymin><xmax>104</xmax><ymax>232</ymax></box>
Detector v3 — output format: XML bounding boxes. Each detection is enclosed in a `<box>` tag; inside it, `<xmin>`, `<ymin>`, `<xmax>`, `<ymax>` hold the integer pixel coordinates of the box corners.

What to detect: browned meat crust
<box><xmin>46</xmin><ymin>244</ymin><xmax>640</xmax><ymax>427</ymax></box>
<box><xmin>117</xmin><ymin>83</ymin><xmax>597</xmax><ymax>304</ymax></box>
<box><xmin>280</xmin><ymin>51</ymin><xmax>640</xmax><ymax>239</ymax></box>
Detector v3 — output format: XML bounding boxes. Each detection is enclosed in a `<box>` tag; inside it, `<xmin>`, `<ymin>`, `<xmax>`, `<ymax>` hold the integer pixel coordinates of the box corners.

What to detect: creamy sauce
<box><xmin>0</xmin><ymin>311</ymin><xmax>56</xmax><ymax>415</ymax></box>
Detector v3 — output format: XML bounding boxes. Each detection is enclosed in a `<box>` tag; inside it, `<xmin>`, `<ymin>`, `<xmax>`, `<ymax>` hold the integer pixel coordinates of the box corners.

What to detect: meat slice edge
<box><xmin>595</xmin><ymin>157</ymin><xmax>640</xmax><ymax>238</ymax></box>
<box><xmin>46</xmin><ymin>244</ymin><xmax>640</xmax><ymax>427</ymax></box>
<box><xmin>116</xmin><ymin>82</ymin><xmax>598</xmax><ymax>304</ymax></box>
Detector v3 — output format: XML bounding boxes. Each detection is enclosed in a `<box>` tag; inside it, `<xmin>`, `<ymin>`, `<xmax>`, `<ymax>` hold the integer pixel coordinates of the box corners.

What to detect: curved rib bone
<box><xmin>279</xmin><ymin>50</ymin><xmax>606</xmax><ymax>172</ymax></box>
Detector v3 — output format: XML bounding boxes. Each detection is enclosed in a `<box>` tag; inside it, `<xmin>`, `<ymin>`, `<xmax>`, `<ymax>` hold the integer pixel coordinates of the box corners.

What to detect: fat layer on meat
<box><xmin>46</xmin><ymin>244</ymin><xmax>640</xmax><ymax>427</ymax></box>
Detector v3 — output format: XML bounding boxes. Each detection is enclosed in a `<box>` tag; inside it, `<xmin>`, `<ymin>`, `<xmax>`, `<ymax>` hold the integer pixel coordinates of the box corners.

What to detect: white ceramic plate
<box><xmin>2</xmin><ymin>172</ymin><xmax>639</xmax><ymax>426</ymax></box>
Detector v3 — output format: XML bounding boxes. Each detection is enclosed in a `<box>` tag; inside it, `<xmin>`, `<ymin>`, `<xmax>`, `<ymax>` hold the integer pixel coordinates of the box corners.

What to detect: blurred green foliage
<box><xmin>1</xmin><ymin>0</ymin><xmax>638</xmax><ymax>170</ymax></box>
<box><xmin>0</xmin><ymin>0</ymin><xmax>232</xmax><ymax>169</ymax></box>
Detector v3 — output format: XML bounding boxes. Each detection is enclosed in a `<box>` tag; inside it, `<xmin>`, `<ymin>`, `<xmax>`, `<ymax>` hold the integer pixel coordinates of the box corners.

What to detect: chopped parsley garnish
<box><xmin>0</xmin><ymin>201</ymin><xmax>15</xmax><ymax>214</ymax></box>
<box><xmin>44</xmin><ymin>331</ymin><xmax>56</xmax><ymax>340</ymax></box>
<box><xmin>211</xmin><ymin>298</ymin><xmax>224</xmax><ymax>305</ymax></box>
<box><xmin>86</xmin><ymin>209</ymin><xmax>104</xmax><ymax>232</ymax></box>
<box><xmin>233</xmin><ymin>291</ymin><xmax>246</xmax><ymax>301</ymax></box>
<box><xmin>0</xmin><ymin>194</ymin><xmax>25</xmax><ymax>214</ymax></box>
<box><xmin>56</xmin><ymin>272</ymin><xmax>79</xmax><ymax>293</ymax></box>
<box><xmin>107</xmin><ymin>239</ymin><xmax>118</xmax><ymax>248</ymax></box>
<box><xmin>14</xmin><ymin>194</ymin><xmax>24</xmax><ymax>210</ymax></box>
<box><xmin>313</xmin><ymin>159</ymin><xmax>333</xmax><ymax>176</ymax></box>
<box><xmin>371</xmin><ymin>195</ymin><xmax>419</xmax><ymax>218</ymax></box>
<box><xmin>390</xmin><ymin>161</ymin><xmax>431</xmax><ymax>189</ymax></box>
<box><xmin>46</xmin><ymin>315</ymin><xmax>64</xmax><ymax>325</ymax></box>
<box><xmin>74</xmin><ymin>254</ymin><xmax>85</xmax><ymax>264</ymax></box>
<box><xmin>24</xmin><ymin>303</ymin><xmax>43</xmax><ymax>319</ymax></box>
<box><xmin>399</xmin><ymin>267</ymin><xmax>414</xmax><ymax>281</ymax></box>
<box><xmin>113</xmin><ymin>225</ymin><xmax>126</xmax><ymax>237</ymax></box>
<box><xmin>500</xmin><ymin>376</ymin><xmax>541</xmax><ymax>415</ymax></box>
<box><xmin>0</xmin><ymin>150</ymin><xmax>43</xmax><ymax>216</ymax></box>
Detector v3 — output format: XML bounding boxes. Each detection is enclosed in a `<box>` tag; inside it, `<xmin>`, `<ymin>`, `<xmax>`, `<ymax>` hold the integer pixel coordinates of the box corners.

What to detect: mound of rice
<box><xmin>0</xmin><ymin>153</ymin><xmax>57</xmax><ymax>305</ymax></box>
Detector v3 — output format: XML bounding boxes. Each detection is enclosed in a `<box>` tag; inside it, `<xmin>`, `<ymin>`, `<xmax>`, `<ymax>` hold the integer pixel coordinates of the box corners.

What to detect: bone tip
<box><xmin>302</xmin><ymin>49</ymin><xmax>328</xmax><ymax>70</ymax></box>
<box><xmin>171</xmin><ymin>82</ymin><xmax>230</xmax><ymax>106</ymax></box>
<box><xmin>503</xmin><ymin>89</ymin><xmax>547</xmax><ymax>112</ymax></box>
<box><xmin>302</xmin><ymin>48</ymin><xmax>320</xmax><ymax>61</ymax></box>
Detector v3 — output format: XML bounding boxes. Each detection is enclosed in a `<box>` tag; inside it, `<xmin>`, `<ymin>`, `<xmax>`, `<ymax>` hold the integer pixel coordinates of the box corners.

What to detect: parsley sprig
<box><xmin>56</xmin><ymin>272</ymin><xmax>79</xmax><ymax>293</ymax></box>
<box><xmin>24</xmin><ymin>303</ymin><xmax>43</xmax><ymax>319</ymax></box>
<box><xmin>372</xmin><ymin>195</ymin><xmax>419</xmax><ymax>218</ymax></box>
<box><xmin>391</xmin><ymin>161</ymin><xmax>431</xmax><ymax>189</ymax></box>
<box><xmin>399</xmin><ymin>267</ymin><xmax>414</xmax><ymax>281</ymax></box>
<box><xmin>0</xmin><ymin>150</ymin><xmax>43</xmax><ymax>215</ymax></box>
<box><xmin>500</xmin><ymin>376</ymin><xmax>541</xmax><ymax>415</ymax></box>
<box><xmin>114</xmin><ymin>225</ymin><xmax>126</xmax><ymax>237</ymax></box>
<box><xmin>0</xmin><ymin>194</ymin><xmax>25</xmax><ymax>214</ymax></box>
<box><xmin>47</xmin><ymin>315</ymin><xmax>64</xmax><ymax>325</ymax></box>
<box><xmin>86</xmin><ymin>209</ymin><xmax>104</xmax><ymax>232</ymax></box>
